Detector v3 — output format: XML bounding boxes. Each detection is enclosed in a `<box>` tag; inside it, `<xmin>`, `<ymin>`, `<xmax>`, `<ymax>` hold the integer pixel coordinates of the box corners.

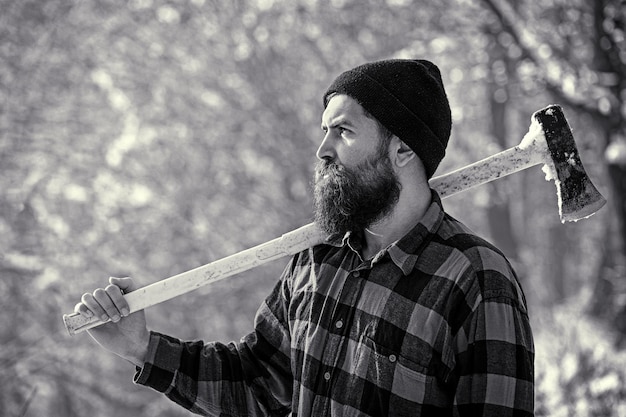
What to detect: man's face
<box><xmin>314</xmin><ymin>95</ymin><xmax>401</xmax><ymax>236</ymax></box>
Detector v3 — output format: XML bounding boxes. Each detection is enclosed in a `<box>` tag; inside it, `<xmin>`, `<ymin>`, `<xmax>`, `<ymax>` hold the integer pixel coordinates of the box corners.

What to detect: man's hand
<box><xmin>74</xmin><ymin>276</ymin><xmax>150</xmax><ymax>367</ymax></box>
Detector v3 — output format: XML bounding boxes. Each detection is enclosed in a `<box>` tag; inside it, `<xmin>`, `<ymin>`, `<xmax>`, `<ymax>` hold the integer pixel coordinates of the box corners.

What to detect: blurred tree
<box><xmin>478</xmin><ymin>0</ymin><xmax>625</xmax><ymax>332</ymax></box>
<box><xmin>585</xmin><ymin>0</ymin><xmax>626</xmax><ymax>338</ymax></box>
<box><xmin>483</xmin><ymin>20</ymin><xmax>521</xmax><ymax>263</ymax></box>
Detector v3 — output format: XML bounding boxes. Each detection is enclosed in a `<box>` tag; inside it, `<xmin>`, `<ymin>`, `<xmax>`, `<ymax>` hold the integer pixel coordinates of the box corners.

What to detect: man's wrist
<box><xmin>126</xmin><ymin>330</ymin><xmax>150</xmax><ymax>367</ymax></box>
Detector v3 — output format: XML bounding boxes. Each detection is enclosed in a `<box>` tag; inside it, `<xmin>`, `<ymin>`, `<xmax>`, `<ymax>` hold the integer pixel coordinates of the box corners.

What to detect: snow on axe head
<box><xmin>532</xmin><ymin>105</ymin><xmax>606</xmax><ymax>222</ymax></box>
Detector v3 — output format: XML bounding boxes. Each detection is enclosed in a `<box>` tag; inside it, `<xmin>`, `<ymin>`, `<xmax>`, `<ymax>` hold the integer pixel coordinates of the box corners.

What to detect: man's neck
<box><xmin>361</xmin><ymin>187</ymin><xmax>432</xmax><ymax>260</ymax></box>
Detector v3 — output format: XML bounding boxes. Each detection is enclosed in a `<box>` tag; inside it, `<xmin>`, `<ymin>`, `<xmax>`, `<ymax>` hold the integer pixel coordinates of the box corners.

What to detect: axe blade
<box><xmin>533</xmin><ymin>105</ymin><xmax>607</xmax><ymax>222</ymax></box>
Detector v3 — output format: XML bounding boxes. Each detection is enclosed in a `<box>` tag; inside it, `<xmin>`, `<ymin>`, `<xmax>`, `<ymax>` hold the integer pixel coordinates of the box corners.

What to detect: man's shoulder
<box><xmin>436</xmin><ymin>213</ymin><xmax>510</xmax><ymax>265</ymax></box>
<box><xmin>430</xmin><ymin>213</ymin><xmax>526</xmax><ymax>305</ymax></box>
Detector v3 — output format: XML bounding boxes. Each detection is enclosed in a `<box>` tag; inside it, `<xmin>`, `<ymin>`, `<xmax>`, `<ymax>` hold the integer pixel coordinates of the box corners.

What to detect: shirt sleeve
<box><xmin>133</xmin><ymin>258</ymin><xmax>297</xmax><ymax>417</ymax></box>
<box><xmin>452</xmin><ymin>270</ymin><xmax>535</xmax><ymax>417</ymax></box>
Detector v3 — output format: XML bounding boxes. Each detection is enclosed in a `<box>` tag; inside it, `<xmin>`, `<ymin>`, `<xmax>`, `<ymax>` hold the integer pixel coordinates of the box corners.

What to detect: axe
<box><xmin>63</xmin><ymin>104</ymin><xmax>606</xmax><ymax>335</ymax></box>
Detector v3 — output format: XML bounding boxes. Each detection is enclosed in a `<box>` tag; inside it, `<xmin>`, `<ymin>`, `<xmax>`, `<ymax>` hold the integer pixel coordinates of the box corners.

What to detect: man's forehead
<box><xmin>321</xmin><ymin>94</ymin><xmax>367</xmax><ymax>126</ymax></box>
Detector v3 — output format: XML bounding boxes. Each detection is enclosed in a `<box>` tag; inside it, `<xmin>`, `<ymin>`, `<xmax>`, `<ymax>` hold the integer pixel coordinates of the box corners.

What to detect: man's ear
<box><xmin>392</xmin><ymin>138</ymin><xmax>416</xmax><ymax>167</ymax></box>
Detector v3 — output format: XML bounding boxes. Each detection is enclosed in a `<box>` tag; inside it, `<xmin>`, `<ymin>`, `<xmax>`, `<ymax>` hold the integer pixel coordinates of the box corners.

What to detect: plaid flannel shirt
<box><xmin>135</xmin><ymin>192</ymin><xmax>535</xmax><ymax>416</ymax></box>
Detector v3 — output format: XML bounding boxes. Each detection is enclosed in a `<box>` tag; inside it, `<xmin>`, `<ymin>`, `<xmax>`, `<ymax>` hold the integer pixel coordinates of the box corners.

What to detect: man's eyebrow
<box><xmin>321</xmin><ymin>117</ymin><xmax>356</xmax><ymax>130</ymax></box>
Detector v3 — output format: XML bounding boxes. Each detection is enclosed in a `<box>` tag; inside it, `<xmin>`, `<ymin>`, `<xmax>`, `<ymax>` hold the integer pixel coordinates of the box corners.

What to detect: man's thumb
<box><xmin>108</xmin><ymin>276</ymin><xmax>136</xmax><ymax>293</ymax></box>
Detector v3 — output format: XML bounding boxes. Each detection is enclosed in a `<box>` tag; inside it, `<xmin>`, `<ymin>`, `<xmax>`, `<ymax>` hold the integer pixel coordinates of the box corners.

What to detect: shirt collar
<box><xmin>325</xmin><ymin>190</ymin><xmax>445</xmax><ymax>275</ymax></box>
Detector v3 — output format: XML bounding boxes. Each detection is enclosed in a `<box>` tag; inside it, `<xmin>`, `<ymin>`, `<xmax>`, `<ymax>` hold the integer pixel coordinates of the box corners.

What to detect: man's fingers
<box><xmin>93</xmin><ymin>288</ymin><xmax>122</xmax><ymax>322</ymax></box>
<box><xmin>74</xmin><ymin>301</ymin><xmax>93</xmax><ymax>318</ymax></box>
<box><xmin>74</xmin><ymin>277</ymin><xmax>136</xmax><ymax>323</ymax></box>
<box><xmin>105</xmin><ymin>283</ymin><xmax>130</xmax><ymax>317</ymax></box>
<box><xmin>80</xmin><ymin>292</ymin><xmax>107</xmax><ymax>321</ymax></box>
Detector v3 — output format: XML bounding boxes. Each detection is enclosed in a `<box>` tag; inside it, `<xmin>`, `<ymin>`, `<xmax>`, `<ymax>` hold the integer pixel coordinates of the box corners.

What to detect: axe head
<box><xmin>533</xmin><ymin>105</ymin><xmax>607</xmax><ymax>222</ymax></box>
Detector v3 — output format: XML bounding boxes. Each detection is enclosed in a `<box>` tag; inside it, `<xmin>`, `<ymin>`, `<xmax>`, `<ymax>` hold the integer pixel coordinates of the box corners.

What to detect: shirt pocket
<box><xmin>353</xmin><ymin>335</ymin><xmax>432</xmax><ymax>403</ymax></box>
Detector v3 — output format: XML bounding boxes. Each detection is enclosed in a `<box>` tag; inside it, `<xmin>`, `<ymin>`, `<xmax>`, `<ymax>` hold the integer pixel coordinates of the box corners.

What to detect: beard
<box><xmin>313</xmin><ymin>151</ymin><xmax>401</xmax><ymax>237</ymax></box>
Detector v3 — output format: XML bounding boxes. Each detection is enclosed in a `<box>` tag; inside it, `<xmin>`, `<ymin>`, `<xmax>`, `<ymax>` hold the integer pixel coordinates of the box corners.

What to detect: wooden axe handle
<box><xmin>430</xmin><ymin>139</ymin><xmax>546</xmax><ymax>198</ymax></box>
<box><xmin>64</xmin><ymin>117</ymin><xmax>551</xmax><ymax>335</ymax></box>
<box><xmin>63</xmin><ymin>223</ymin><xmax>326</xmax><ymax>334</ymax></box>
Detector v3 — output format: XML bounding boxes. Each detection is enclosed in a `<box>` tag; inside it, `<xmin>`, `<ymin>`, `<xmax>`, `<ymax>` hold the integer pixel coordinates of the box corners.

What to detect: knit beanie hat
<box><xmin>323</xmin><ymin>59</ymin><xmax>452</xmax><ymax>178</ymax></box>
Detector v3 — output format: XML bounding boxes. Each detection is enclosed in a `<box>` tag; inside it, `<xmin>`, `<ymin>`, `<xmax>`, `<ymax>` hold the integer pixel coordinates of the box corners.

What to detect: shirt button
<box><xmin>324</xmin><ymin>372</ymin><xmax>331</xmax><ymax>381</ymax></box>
<box><xmin>389</xmin><ymin>354</ymin><xmax>397</xmax><ymax>363</ymax></box>
<box><xmin>352</xmin><ymin>271</ymin><xmax>360</xmax><ymax>278</ymax></box>
<box><xmin>335</xmin><ymin>320</ymin><xmax>343</xmax><ymax>329</ymax></box>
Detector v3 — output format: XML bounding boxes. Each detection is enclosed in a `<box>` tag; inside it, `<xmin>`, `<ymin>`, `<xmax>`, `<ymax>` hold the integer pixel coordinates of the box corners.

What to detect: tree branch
<box><xmin>480</xmin><ymin>0</ymin><xmax>610</xmax><ymax>120</ymax></box>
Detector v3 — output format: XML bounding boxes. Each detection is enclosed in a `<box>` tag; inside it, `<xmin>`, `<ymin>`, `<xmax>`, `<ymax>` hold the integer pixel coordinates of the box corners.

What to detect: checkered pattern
<box><xmin>135</xmin><ymin>193</ymin><xmax>535</xmax><ymax>416</ymax></box>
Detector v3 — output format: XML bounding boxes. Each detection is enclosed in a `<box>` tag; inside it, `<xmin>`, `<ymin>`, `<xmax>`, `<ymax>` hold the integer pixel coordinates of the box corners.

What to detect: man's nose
<box><xmin>316</xmin><ymin>132</ymin><xmax>336</xmax><ymax>161</ymax></box>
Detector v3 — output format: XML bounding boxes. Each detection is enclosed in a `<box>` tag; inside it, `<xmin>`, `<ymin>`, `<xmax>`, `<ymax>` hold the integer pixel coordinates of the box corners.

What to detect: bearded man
<box><xmin>74</xmin><ymin>59</ymin><xmax>535</xmax><ymax>416</ymax></box>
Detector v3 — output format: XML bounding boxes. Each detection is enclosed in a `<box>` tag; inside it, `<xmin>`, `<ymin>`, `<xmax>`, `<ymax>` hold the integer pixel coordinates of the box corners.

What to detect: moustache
<box><xmin>315</xmin><ymin>160</ymin><xmax>346</xmax><ymax>184</ymax></box>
